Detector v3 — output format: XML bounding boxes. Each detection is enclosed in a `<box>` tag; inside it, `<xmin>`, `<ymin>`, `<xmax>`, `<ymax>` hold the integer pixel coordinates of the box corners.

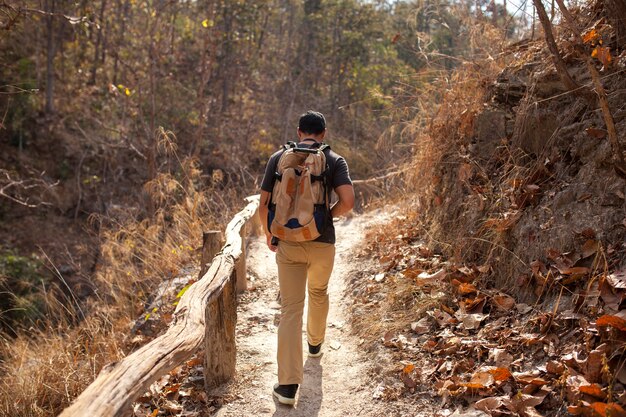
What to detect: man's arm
<box><xmin>330</xmin><ymin>184</ymin><xmax>355</xmax><ymax>218</ymax></box>
<box><xmin>259</xmin><ymin>190</ymin><xmax>277</xmax><ymax>252</ymax></box>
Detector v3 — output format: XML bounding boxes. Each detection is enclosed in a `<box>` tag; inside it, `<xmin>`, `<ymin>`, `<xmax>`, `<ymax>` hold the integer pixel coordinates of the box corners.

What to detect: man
<box><xmin>259</xmin><ymin>110</ymin><xmax>355</xmax><ymax>405</ymax></box>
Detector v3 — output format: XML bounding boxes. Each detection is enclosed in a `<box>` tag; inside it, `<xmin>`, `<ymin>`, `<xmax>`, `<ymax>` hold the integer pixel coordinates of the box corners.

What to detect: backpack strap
<box><xmin>271</xmin><ymin>142</ymin><xmax>331</xmax><ymax>194</ymax></box>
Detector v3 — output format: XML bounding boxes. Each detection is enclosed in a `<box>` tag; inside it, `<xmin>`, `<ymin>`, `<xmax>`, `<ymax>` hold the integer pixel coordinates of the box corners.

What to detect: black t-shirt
<box><xmin>260</xmin><ymin>141</ymin><xmax>352</xmax><ymax>244</ymax></box>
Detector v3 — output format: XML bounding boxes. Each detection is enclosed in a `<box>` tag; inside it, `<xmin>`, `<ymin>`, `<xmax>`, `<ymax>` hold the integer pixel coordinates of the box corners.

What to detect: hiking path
<box><xmin>213</xmin><ymin>211</ymin><xmax>426</xmax><ymax>417</ymax></box>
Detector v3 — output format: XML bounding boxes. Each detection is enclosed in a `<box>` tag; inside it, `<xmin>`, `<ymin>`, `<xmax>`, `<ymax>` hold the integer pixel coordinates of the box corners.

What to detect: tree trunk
<box><xmin>532</xmin><ymin>0</ymin><xmax>578</xmax><ymax>90</ymax></box>
<box><xmin>45</xmin><ymin>0</ymin><xmax>56</xmax><ymax>114</ymax></box>
<box><xmin>220</xmin><ymin>6</ymin><xmax>234</xmax><ymax>113</ymax></box>
<box><xmin>89</xmin><ymin>0</ymin><xmax>107</xmax><ymax>85</ymax></box>
<box><xmin>301</xmin><ymin>0</ymin><xmax>321</xmax><ymax>88</ymax></box>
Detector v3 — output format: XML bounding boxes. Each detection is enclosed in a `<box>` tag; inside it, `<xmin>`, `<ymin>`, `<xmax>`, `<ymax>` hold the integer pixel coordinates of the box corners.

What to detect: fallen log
<box><xmin>59</xmin><ymin>195</ymin><xmax>260</xmax><ymax>417</ymax></box>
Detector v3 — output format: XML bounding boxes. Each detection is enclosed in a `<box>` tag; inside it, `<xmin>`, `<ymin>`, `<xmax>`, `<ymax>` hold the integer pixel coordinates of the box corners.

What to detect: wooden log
<box><xmin>204</xmin><ymin>269</ymin><xmax>237</xmax><ymax>389</ymax></box>
<box><xmin>199</xmin><ymin>230</ymin><xmax>222</xmax><ymax>280</ymax></box>
<box><xmin>59</xmin><ymin>195</ymin><xmax>260</xmax><ymax>417</ymax></box>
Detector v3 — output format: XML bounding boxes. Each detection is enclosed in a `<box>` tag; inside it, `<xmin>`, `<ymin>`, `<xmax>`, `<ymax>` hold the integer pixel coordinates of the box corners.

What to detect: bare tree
<box><xmin>44</xmin><ymin>0</ymin><xmax>57</xmax><ymax>114</ymax></box>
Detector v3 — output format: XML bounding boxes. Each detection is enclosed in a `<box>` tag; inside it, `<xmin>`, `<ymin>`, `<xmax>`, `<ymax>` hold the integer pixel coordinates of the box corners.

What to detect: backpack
<box><xmin>268</xmin><ymin>141</ymin><xmax>330</xmax><ymax>242</ymax></box>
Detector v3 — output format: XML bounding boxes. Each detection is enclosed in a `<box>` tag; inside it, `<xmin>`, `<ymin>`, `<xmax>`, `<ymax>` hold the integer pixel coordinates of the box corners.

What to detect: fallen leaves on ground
<box><xmin>131</xmin><ymin>352</ymin><xmax>229</xmax><ymax>416</ymax></box>
<box><xmin>356</xmin><ymin>216</ymin><xmax>626</xmax><ymax>417</ymax></box>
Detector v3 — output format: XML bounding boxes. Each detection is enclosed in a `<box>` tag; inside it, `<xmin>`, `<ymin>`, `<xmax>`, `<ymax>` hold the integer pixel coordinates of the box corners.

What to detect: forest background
<box><xmin>0</xmin><ymin>0</ymin><xmax>599</xmax><ymax>414</ymax></box>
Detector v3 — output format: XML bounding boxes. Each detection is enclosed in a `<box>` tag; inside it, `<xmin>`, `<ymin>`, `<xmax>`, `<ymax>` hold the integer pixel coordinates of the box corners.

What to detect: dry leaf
<box><xmin>606</xmin><ymin>269</ymin><xmax>626</xmax><ymax>289</ymax></box>
<box><xmin>459</xmin><ymin>313</ymin><xmax>488</xmax><ymax>330</ymax></box>
<box><xmin>458</xmin><ymin>282</ymin><xmax>478</xmax><ymax>295</ymax></box>
<box><xmin>520</xmin><ymin>406</ymin><xmax>545</xmax><ymax>417</ymax></box>
<box><xmin>596</xmin><ymin>315</ymin><xmax>626</xmax><ymax>332</ymax></box>
<box><xmin>411</xmin><ymin>317</ymin><xmax>431</xmax><ymax>334</ymax></box>
<box><xmin>580</xmin><ymin>384</ymin><xmax>607</xmax><ymax>400</ymax></box>
<box><xmin>566</xmin><ymin>374</ymin><xmax>592</xmax><ymax>402</ymax></box>
<box><xmin>186</xmin><ymin>357</ymin><xmax>203</xmax><ymax>367</ymax></box>
<box><xmin>403</xmin><ymin>363</ymin><xmax>415</xmax><ymax>374</ymax></box>
<box><xmin>568</xmin><ymin>405</ymin><xmax>585</xmax><ymax>415</ymax></box>
<box><xmin>493</xmin><ymin>294</ymin><xmax>516</xmax><ymax>311</ymax></box>
<box><xmin>401</xmin><ymin>372</ymin><xmax>417</xmax><ymax>389</ymax></box>
<box><xmin>546</xmin><ymin>360</ymin><xmax>565</xmax><ymax>375</ymax></box>
<box><xmin>586</xmin><ymin>128</ymin><xmax>607</xmax><ymax>139</ymax></box>
<box><xmin>463</xmin><ymin>296</ymin><xmax>487</xmax><ymax>314</ymax></box>
<box><xmin>490</xmin><ymin>367</ymin><xmax>513</xmax><ymax>382</ymax></box>
<box><xmin>423</xmin><ymin>339</ymin><xmax>438</xmax><ymax>351</ymax></box>
<box><xmin>582</xmin><ymin>240</ymin><xmax>600</xmax><ymax>258</ymax></box>
<box><xmin>585</xmin><ymin>348</ymin><xmax>605</xmax><ymax>383</ymax></box>
<box><xmin>592</xmin><ymin>46</ymin><xmax>613</xmax><ymax>67</ymax></box>
<box><xmin>558</xmin><ymin>266</ymin><xmax>590</xmax><ymax>276</ymax></box>
<box><xmin>583</xmin><ymin>28</ymin><xmax>600</xmax><ymax>44</ymax></box>
<box><xmin>402</xmin><ymin>268</ymin><xmax>423</xmax><ymax>279</ymax></box>
<box><xmin>431</xmin><ymin>309</ymin><xmax>454</xmax><ymax>327</ymax></box>
<box><xmin>475</xmin><ymin>396</ymin><xmax>506</xmax><ymax>413</ymax></box>
<box><xmin>589</xmin><ymin>402</ymin><xmax>626</xmax><ymax>417</ymax></box>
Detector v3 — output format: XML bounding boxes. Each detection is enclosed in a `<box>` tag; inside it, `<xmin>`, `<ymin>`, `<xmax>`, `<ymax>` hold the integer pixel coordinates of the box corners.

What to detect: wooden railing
<box><xmin>59</xmin><ymin>195</ymin><xmax>261</xmax><ymax>417</ymax></box>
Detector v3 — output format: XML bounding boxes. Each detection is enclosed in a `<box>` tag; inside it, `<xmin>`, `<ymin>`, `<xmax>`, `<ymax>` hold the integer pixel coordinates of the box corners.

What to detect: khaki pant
<box><xmin>276</xmin><ymin>240</ymin><xmax>335</xmax><ymax>385</ymax></box>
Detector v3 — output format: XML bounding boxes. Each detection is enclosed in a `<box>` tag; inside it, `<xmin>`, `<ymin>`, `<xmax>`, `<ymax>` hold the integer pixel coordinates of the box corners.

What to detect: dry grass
<box><xmin>0</xmin><ymin>133</ymin><xmax>247</xmax><ymax>416</ymax></box>
<box><xmin>347</xmin><ymin>22</ymin><xmax>527</xmax><ymax>345</ymax></box>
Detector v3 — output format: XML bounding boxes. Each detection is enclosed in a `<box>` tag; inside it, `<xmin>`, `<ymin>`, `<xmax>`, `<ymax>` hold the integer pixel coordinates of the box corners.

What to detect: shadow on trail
<box><xmin>272</xmin><ymin>357</ymin><xmax>323</xmax><ymax>416</ymax></box>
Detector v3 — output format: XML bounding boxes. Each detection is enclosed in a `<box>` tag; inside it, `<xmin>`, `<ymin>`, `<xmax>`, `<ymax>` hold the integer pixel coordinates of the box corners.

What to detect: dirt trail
<box><xmin>213</xmin><ymin>212</ymin><xmax>406</xmax><ymax>417</ymax></box>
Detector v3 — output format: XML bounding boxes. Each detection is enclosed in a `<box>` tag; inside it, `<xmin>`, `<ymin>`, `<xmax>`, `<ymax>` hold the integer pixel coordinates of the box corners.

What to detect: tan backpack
<box><xmin>268</xmin><ymin>142</ymin><xmax>330</xmax><ymax>242</ymax></box>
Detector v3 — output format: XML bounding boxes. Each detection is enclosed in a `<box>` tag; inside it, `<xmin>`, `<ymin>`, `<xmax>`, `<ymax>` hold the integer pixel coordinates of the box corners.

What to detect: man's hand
<box><xmin>259</xmin><ymin>191</ymin><xmax>277</xmax><ymax>252</ymax></box>
<box><xmin>266</xmin><ymin>234</ymin><xmax>277</xmax><ymax>252</ymax></box>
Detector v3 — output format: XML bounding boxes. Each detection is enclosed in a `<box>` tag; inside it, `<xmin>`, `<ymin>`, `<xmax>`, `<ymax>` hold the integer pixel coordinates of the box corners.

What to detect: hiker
<box><xmin>258</xmin><ymin>110</ymin><xmax>355</xmax><ymax>405</ymax></box>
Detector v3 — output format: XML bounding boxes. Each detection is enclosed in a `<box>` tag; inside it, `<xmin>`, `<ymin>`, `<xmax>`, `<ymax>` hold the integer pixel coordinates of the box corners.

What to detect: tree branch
<box><xmin>0</xmin><ymin>170</ymin><xmax>57</xmax><ymax>208</ymax></box>
<box><xmin>532</xmin><ymin>0</ymin><xmax>578</xmax><ymax>91</ymax></box>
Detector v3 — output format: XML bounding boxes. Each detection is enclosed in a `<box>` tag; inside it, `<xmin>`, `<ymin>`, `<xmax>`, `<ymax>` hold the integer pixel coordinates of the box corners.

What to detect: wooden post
<box><xmin>199</xmin><ymin>230</ymin><xmax>222</xmax><ymax>280</ymax></box>
<box><xmin>204</xmin><ymin>270</ymin><xmax>237</xmax><ymax>390</ymax></box>
<box><xmin>250</xmin><ymin>207</ymin><xmax>263</xmax><ymax>237</ymax></box>
<box><xmin>235</xmin><ymin>224</ymin><xmax>247</xmax><ymax>293</ymax></box>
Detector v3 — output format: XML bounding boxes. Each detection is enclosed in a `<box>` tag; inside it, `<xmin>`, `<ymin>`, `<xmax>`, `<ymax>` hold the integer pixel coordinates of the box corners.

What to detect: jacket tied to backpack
<box><xmin>268</xmin><ymin>142</ymin><xmax>330</xmax><ymax>242</ymax></box>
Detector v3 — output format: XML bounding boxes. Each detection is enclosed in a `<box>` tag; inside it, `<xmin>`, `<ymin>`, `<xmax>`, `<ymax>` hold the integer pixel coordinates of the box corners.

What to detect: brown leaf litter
<box><xmin>350</xmin><ymin>213</ymin><xmax>626</xmax><ymax>417</ymax></box>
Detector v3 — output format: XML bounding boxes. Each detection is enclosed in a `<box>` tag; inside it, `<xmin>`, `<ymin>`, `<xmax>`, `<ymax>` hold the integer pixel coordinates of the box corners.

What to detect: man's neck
<box><xmin>297</xmin><ymin>130</ymin><xmax>325</xmax><ymax>143</ymax></box>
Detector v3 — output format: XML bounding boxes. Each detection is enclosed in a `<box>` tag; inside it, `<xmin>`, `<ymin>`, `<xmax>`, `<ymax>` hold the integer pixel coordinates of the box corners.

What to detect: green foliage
<box><xmin>1</xmin><ymin>58</ymin><xmax>38</xmax><ymax>147</ymax></box>
<box><xmin>0</xmin><ymin>251</ymin><xmax>49</xmax><ymax>333</ymax></box>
